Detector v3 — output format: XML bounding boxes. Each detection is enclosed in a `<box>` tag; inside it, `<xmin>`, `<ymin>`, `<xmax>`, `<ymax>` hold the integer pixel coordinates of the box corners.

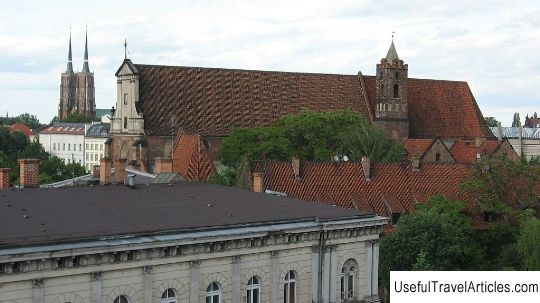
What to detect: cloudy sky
<box><xmin>1</xmin><ymin>0</ymin><xmax>538</xmax><ymax>126</ymax></box>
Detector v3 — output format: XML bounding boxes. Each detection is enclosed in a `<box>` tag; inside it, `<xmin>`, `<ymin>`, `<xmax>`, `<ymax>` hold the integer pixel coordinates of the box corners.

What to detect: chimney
<box><xmin>18</xmin><ymin>159</ymin><xmax>40</xmax><ymax>188</ymax></box>
<box><xmin>155</xmin><ymin>157</ymin><xmax>173</xmax><ymax>174</ymax></box>
<box><xmin>361</xmin><ymin>156</ymin><xmax>371</xmax><ymax>181</ymax></box>
<box><xmin>92</xmin><ymin>165</ymin><xmax>100</xmax><ymax>178</ymax></box>
<box><xmin>100</xmin><ymin>158</ymin><xmax>112</xmax><ymax>185</ymax></box>
<box><xmin>291</xmin><ymin>157</ymin><xmax>300</xmax><ymax>178</ymax></box>
<box><xmin>253</xmin><ymin>172</ymin><xmax>264</xmax><ymax>193</ymax></box>
<box><xmin>0</xmin><ymin>168</ymin><xmax>10</xmax><ymax>190</ymax></box>
<box><xmin>411</xmin><ymin>157</ymin><xmax>420</xmax><ymax>171</ymax></box>
<box><xmin>114</xmin><ymin>158</ymin><xmax>127</xmax><ymax>184</ymax></box>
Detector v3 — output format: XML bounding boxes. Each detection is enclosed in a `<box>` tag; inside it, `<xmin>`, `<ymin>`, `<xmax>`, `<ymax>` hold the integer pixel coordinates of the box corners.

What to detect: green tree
<box><xmin>16</xmin><ymin>113</ymin><xmax>40</xmax><ymax>129</ymax></box>
<box><xmin>460</xmin><ymin>156</ymin><xmax>540</xmax><ymax>221</ymax></box>
<box><xmin>484</xmin><ymin>116</ymin><xmax>499</xmax><ymax>127</ymax></box>
<box><xmin>517</xmin><ymin>218</ymin><xmax>540</xmax><ymax>270</ymax></box>
<box><xmin>219</xmin><ymin>110</ymin><xmax>404</xmax><ymax>166</ymax></box>
<box><xmin>380</xmin><ymin>195</ymin><xmax>482</xmax><ymax>287</ymax></box>
<box><xmin>512</xmin><ymin>112</ymin><xmax>521</xmax><ymax>127</ymax></box>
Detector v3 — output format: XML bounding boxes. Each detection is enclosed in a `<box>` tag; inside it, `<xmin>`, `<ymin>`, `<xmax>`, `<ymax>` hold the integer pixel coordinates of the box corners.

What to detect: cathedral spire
<box><xmin>66</xmin><ymin>30</ymin><xmax>73</xmax><ymax>73</ymax></box>
<box><xmin>82</xmin><ymin>27</ymin><xmax>90</xmax><ymax>73</ymax></box>
<box><xmin>386</xmin><ymin>40</ymin><xmax>399</xmax><ymax>63</ymax></box>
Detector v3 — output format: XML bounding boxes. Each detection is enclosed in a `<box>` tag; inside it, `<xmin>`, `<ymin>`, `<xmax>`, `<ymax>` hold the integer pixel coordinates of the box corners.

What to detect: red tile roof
<box><xmin>251</xmin><ymin>161</ymin><xmax>488</xmax><ymax>230</ymax></box>
<box><xmin>450</xmin><ymin>139</ymin><xmax>504</xmax><ymax>163</ymax></box>
<box><xmin>134</xmin><ymin>63</ymin><xmax>493</xmax><ymax>139</ymax></box>
<box><xmin>8</xmin><ymin>123</ymin><xmax>32</xmax><ymax>137</ymax></box>
<box><xmin>401</xmin><ymin>138</ymin><xmax>434</xmax><ymax>159</ymax></box>
<box><xmin>172</xmin><ymin>134</ymin><xmax>216</xmax><ymax>182</ymax></box>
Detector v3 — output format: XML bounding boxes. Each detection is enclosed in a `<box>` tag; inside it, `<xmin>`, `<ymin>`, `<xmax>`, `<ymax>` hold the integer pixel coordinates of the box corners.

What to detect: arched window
<box><xmin>284</xmin><ymin>271</ymin><xmax>296</xmax><ymax>303</ymax></box>
<box><xmin>113</xmin><ymin>295</ymin><xmax>129</xmax><ymax>303</ymax></box>
<box><xmin>161</xmin><ymin>288</ymin><xmax>177</xmax><ymax>303</ymax></box>
<box><xmin>247</xmin><ymin>276</ymin><xmax>261</xmax><ymax>303</ymax></box>
<box><xmin>393</xmin><ymin>84</ymin><xmax>399</xmax><ymax>98</ymax></box>
<box><xmin>206</xmin><ymin>282</ymin><xmax>221</xmax><ymax>303</ymax></box>
<box><xmin>340</xmin><ymin>259</ymin><xmax>357</xmax><ymax>302</ymax></box>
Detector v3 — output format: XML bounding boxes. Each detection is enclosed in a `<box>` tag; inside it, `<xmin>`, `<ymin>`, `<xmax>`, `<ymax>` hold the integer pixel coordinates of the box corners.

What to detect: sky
<box><xmin>0</xmin><ymin>0</ymin><xmax>539</xmax><ymax>126</ymax></box>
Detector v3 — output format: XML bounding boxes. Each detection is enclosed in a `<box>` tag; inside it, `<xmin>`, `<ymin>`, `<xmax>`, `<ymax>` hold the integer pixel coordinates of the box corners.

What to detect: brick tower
<box><xmin>374</xmin><ymin>40</ymin><xmax>409</xmax><ymax>140</ymax></box>
<box><xmin>58</xmin><ymin>30</ymin><xmax>95</xmax><ymax>120</ymax></box>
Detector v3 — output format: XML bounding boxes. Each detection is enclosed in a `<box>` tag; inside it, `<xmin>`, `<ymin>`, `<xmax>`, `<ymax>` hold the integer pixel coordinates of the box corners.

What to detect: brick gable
<box><xmin>172</xmin><ymin>134</ymin><xmax>216</xmax><ymax>182</ymax></box>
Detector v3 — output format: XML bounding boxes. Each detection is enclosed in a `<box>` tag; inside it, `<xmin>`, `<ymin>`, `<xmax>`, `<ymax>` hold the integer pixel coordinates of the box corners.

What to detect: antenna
<box><xmin>124</xmin><ymin>39</ymin><xmax>127</xmax><ymax>59</ymax></box>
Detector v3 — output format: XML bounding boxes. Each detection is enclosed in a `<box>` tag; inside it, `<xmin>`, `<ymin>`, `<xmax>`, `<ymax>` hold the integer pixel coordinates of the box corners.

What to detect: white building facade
<box><xmin>84</xmin><ymin>123</ymin><xmax>110</xmax><ymax>172</ymax></box>
<box><xmin>39</xmin><ymin>123</ymin><xmax>88</xmax><ymax>165</ymax></box>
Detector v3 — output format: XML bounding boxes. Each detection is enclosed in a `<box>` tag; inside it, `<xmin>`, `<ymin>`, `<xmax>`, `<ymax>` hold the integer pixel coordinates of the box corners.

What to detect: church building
<box><xmin>58</xmin><ymin>31</ymin><xmax>96</xmax><ymax>120</ymax></box>
<box><xmin>108</xmin><ymin>41</ymin><xmax>493</xmax><ymax>174</ymax></box>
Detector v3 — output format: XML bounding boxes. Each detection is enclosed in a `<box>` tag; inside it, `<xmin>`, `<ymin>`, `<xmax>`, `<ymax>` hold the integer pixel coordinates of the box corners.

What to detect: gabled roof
<box><xmin>115</xmin><ymin>59</ymin><xmax>139</xmax><ymax>76</ymax></box>
<box><xmin>251</xmin><ymin>161</ymin><xmax>487</xmax><ymax>230</ymax></box>
<box><xmin>402</xmin><ymin>138</ymin><xmax>434</xmax><ymax>159</ymax></box>
<box><xmin>133</xmin><ymin>62</ymin><xmax>493</xmax><ymax>139</ymax></box>
<box><xmin>172</xmin><ymin>134</ymin><xmax>216</xmax><ymax>182</ymax></box>
<box><xmin>450</xmin><ymin>139</ymin><xmax>508</xmax><ymax>163</ymax></box>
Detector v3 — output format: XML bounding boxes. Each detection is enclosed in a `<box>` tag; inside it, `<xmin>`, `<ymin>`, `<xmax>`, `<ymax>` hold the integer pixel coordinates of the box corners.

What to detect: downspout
<box><xmin>318</xmin><ymin>229</ymin><xmax>326</xmax><ymax>303</ymax></box>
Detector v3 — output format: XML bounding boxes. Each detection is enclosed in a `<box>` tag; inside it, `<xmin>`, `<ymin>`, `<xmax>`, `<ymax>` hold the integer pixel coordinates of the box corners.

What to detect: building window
<box><xmin>124</xmin><ymin>117</ymin><xmax>128</xmax><ymax>129</ymax></box>
<box><xmin>53</xmin><ymin>143</ymin><xmax>56</xmax><ymax>150</ymax></box>
<box><xmin>395</xmin><ymin>72</ymin><xmax>399</xmax><ymax>79</ymax></box>
<box><xmin>124</xmin><ymin>93</ymin><xmax>128</xmax><ymax>105</ymax></box>
<box><xmin>247</xmin><ymin>276</ymin><xmax>261</xmax><ymax>303</ymax></box>
<box><xmin>63</xmin><ymin>143</ymin><xmax>65</xmax><ymax>150</ymax></box>
<box><xmin>391</xmin><ymin>213</ymin><xmax>401</xmax><ymax>225</ymax></box>
<box><xmin>206</xmin><ymin>282</ymin><xmax>221</xmax><ymax>303</ymax></box>
<box><xmin>393</xmin><ymin>84</ymin><xmax>399</xmax><ymax>98</ymax></box>
<box><xmin>100</xmin><ymin>144</ymin><xmax>103</xmax><ymax>150</ymax></box>
<box><xmin>79</xmin><ymin>144</ymin><xmax>82</xmax><ymax>151</ymax></box>
<box><xmin>340</xmin><ymin>259</ymin><xmax>357</xmax><ymax>302</ymax></box>
<box><xmin>161</xmin><ymin>288</ymin><xmax>177</xmax><ymax>303</ymax></box>
<box><xmin>435</xmin><ymin>153</ymin><xmax>441</xmax><ymax>162</ymax></box>
<box><xmin>483</xmin><ymin>211</ymin><xmax>496</xmax><ymax>223</ymax></box>
<box><xmin>68</xmin><ymin>144</ymin><xmax>71</xmax><ymax>151</ymax></box>
<box><xmin>86</xmin><ymin>144</ymin><xmax>89</xmax><ymax>149</ymax></box>
<box><xmin>113</xmin><ymin>296</ymin><xmax>129</xmax><ymax>303</ymax></box>
<box><xmin>284</xmin><ymin>271</ymin><xmax>296</xmax><ymax>303</ymax></box>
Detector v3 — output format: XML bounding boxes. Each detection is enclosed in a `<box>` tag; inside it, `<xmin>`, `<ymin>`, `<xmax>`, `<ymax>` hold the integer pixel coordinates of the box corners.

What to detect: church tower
<box><xmin>374</xmin><ymin>40</ymin><xmax>409</xmax><ymax>140</ymax></box>
<box><xmin>58</xmin><ymin>30</ymin><xmax>95</xmax><ymax>120</ymax></box>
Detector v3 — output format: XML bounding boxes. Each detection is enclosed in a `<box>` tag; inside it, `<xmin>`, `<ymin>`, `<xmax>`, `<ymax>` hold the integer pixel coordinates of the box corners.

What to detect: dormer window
<box><xmin>391</xmin><ymin>212</ymin><xmax>401</xmax><ymax>225</ymax></box>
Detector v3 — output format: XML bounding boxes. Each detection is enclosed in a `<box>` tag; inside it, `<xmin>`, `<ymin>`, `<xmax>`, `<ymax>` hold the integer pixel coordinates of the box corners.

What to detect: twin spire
<box><xmin>66</xmin><ymin>28</ymin><xmax>90</xmax><ymax>73</ymax></box>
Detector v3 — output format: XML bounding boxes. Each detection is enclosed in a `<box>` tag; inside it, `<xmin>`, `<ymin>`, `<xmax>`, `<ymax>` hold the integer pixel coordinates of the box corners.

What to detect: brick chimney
<box><xmin>361</xmin><ymin>156</ymin><xmax>371</xmax><ymax>181</ymax></box>
<box><xmin>18</xmin><ymin>159</ymin><xmax>40</xmax><ymax>188</ymax></box>
<box><xmin>114</xmin><ymin>158</ymin><xmax>127</xmax><ymax>184</ymax></box>
<box><xmin>100</xmin><ymin>158</ymin><xmax>112</xmax><ymax>185</ymax></box>
<box><xmin>155</xmin><ymin>157</ymin><xmax>173</xmax><ymax>174</ymax></box>
<box><xmin>291</xmin><ymin>157</ymin><xmax>300</xmax><ymax>178</ymax></box>
<box><xmin>0</xmin><ymin>168</ymin><xmax>10</xmax><ymax>190</ymax></box>
<box><xmin>253</xmin><ymin>172</ymin><xmax>264</xmax><ymax>193</ymax></box>
<box><xmin>411</xmin><ymin>157</ymin><xmax>420</xmax><ymax>171</ymax></box>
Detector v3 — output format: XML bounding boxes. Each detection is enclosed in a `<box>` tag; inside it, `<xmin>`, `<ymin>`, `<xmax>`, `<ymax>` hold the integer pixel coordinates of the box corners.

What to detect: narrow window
<box><xmin>395</xmin><ymin>72</ymin><xmax>399</xmax><ymax>79</ymax></box>
<box><xmin>124</xmin><ymin>93</ymin><xmax>128</xmax><ymax>105</ymax></box>
<box><xmin>63</xmin><ymin>143</ymin><xmax>65</xmax><ymax>150</ymax></box>
<box><xmin>79</xmin><ymin>144</ymin><xmax>82</xmax><ymax>151</ymax></box>
<box><xmin>392</xmin><ymin>213</ymin><xmax>401</xmax><ymax>225</ymax></box>
<box><xmin>284</xmin><ymin>271</ymin><xmax>296</xmax><ymax>303</ymax></box>
<box><xmin>124</xmin><ymin>117</ymin><xmax>128</xmax><ymax>129</ymax></box>
<box><xmin>68</xmin><ymin>144</ymin><xmax>71</xmax><ymax>151</ymax></box>
<box><xmin>53</xmin><ymin>143</ymin><xmax>56</xmax><ymax>150</ymax></box>
<box><xmin>206</xmin><ymin>282</ymin><xmax>221</xmax><ymax>303</ymax></box>
<box><xmin>340</xmin><ymin>259</ymin><xmax>357</xmax><ymax>301</ymax></box>
<box><xmin>393</xmin><ymin>84</ymin><xmax>399</xmax><ymax>98</ymax></box>
<box><xmin>247</xmin><ymin>276</ymin><xmax>261</xmax><ymax>303</ymax></box>
<box><xmin>113</xmin><ymin>296</ymin><xmax>129</xmax><ymax>303</ymax></box>
<box><xmin>161</xmin><ymin>288</ymin><xmax>177</xmax><ymax>303</ymax></box>
<box><xmin>435</xmin><ymin>153</ymin><xmax>441</xmax><ymax>162</ymax></box>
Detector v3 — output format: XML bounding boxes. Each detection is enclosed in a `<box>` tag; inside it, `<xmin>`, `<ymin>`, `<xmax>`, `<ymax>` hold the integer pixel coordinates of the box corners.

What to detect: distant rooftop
<box><xmin>86</xmin><ymin>123</ymin><xmax>110</xmax><ymax>137</ymax></box>
<box><xmin>490</xmin><ymin>127</ymin><xmax>540</xmax><ymax>139</ymax></box>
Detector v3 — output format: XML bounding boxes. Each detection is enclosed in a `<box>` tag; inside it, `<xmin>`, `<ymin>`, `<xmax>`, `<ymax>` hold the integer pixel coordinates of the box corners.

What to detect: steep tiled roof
<box><xmin>450</xmin><ymin>139</ymin><xmax>504</xmax><ymax>163</ymax></box>
<box><xmin>251</xmin><ymin>161</ymin><xmax>487</xmax><ymax>230</ymax></box>
<box><xmin>134</xmin><ymin>63</ymin><xmax>492</xmax><ymax>139</ymax></box>
<box><xmin>402</xmin><ymin>138</ymin><xmax>434</xmax><ymax>159</ymax></box>
<box><xmin>172</xmin><ymin>134</ymin><xmax>216</xmax><ymax>182</ymax></box>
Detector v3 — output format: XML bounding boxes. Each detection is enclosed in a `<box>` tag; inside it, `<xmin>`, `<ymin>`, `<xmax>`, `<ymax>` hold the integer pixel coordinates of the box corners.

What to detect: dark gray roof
<box><xmin>0</xmin><ymin>183</ymin><xmax>373</xmax><ymax>248</ymax></box>
<box><xmin>86</xmin><ymin>123</ymin><xmax>110</xmax><ymax>137</ymax></box>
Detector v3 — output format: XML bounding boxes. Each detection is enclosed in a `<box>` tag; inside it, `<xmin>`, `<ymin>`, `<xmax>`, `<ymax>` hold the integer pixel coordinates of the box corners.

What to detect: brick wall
<box><xmin>18</xmin><ymin>159</ymin><xmax>40</xmax><ymax>188</ymax></box>
<box><xmin>0</xmin><ymin>168</ymin><xmax>10</xmax><ymax>190</ymax></box>
<box><xmin>423</xmin><ymin>140</ymin><xmax>455</xmax><ymax>162</ymax></box>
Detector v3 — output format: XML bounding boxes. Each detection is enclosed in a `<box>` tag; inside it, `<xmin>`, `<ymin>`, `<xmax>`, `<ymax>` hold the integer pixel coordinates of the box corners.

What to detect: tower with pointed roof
<box><xmin>58</xmin><ymin>29</ymin><xmax>95</xmax><ymax>120</ymax></box>
<box><xmin>374</xmin><ymin>40</ymin><xmax>409</xmax><ymax>140</ymax></box>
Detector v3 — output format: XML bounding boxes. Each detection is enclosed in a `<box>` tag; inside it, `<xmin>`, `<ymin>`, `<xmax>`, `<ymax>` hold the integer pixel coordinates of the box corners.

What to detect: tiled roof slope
<box><xmin>363</xmin><ymin>76</ymin><xmax>493</xmax><ymax>139</ymax></box>
<box><xmin>251</xmin><ymin>161</ymin><xmax>486</xmax><ymax>230</ymax></box>
<box><xmin>402</xmin><ymin>138</ymin><xmax>434</xmax><ymax>159</ymax></box>
<box><xmin>172</xmin><ymin>134</ymin><xmax>216</xmax><ymax>182</ymax></box>
<box><xmin>136</xmin><ymin>65</ymin><xmax>369</xmax><ymax>136</ymax></box>
<box><xmin>135</xmin><ymin>64</ymin><xmax>492</xmax><ymax>139</ymax></box>
<box><xmin>450</xmin><ymin>139</ymin><xmax>503</xmax><ymax>163</ymax></box>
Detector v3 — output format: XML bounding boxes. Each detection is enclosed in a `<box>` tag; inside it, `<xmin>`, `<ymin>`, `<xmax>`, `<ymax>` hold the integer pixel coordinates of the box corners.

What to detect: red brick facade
<box><xmin>0</xmin><ymin>168</ymin><xmax>10</xmax><ymax>190</ymax></box>
<box><xmin>18</xmin><ymin>159</ymin><xmax>40</xmax><ymax>188</ymax></box>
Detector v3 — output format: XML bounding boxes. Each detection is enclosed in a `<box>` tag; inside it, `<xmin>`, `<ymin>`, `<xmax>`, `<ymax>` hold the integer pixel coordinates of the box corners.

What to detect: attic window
<box><xmin>391</xmin><ymin>213</ymin><xmax>401</xmax><ymax>225</ymax></box>
<box><xmin>435</xmin><ymin>153</ymin><xmax>441</xmax><ymax>161</ymax></box>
